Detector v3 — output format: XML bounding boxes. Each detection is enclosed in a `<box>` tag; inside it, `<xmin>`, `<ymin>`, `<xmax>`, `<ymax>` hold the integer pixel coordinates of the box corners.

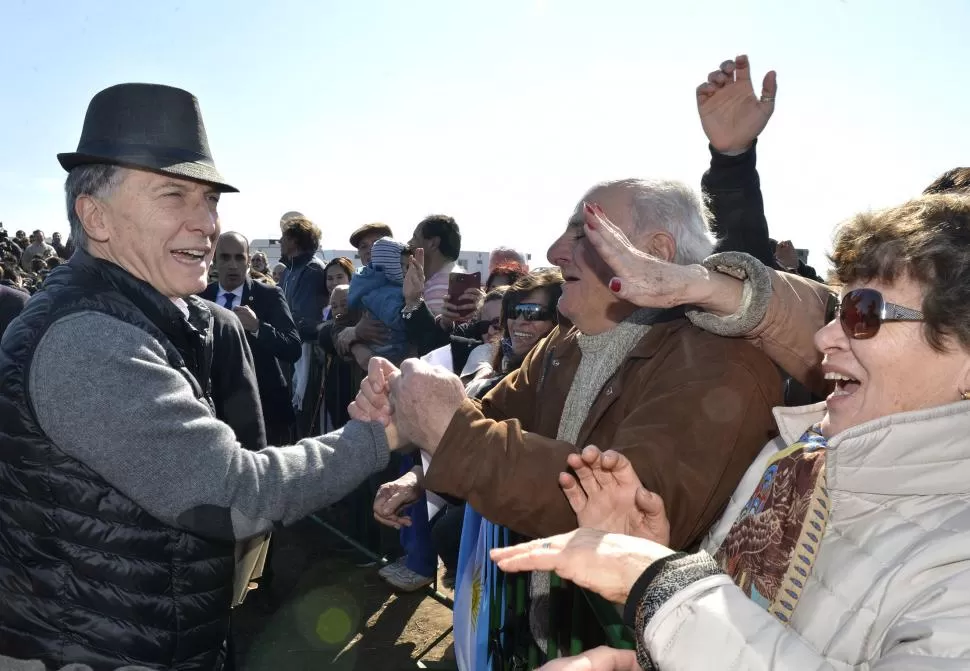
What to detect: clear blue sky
<box><xmin>3</xmin><ymin>0</ymin><xmax>968</xmax><ymax>270</ymax></box>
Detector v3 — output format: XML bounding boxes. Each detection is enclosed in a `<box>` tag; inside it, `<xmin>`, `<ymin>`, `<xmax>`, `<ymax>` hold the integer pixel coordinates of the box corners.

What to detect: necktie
<box><xmin>223</xmin><ymin>293</ymin><xmax>235</xmax><ymax>309</ymax></box>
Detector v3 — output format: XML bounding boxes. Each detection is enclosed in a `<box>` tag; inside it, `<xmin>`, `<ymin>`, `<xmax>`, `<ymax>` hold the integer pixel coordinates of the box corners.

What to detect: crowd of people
<box><xmin>3</xmin><ymin>52</ymin><xmax>970</xmax><ymax>671</ymax></box>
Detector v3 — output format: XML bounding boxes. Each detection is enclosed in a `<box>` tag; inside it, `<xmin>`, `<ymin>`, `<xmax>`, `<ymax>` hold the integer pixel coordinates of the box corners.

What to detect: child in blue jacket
<box><xmin>347</xmin><ymin>237</ymin><xmax>411</xmax><ymax>364</ymax></box>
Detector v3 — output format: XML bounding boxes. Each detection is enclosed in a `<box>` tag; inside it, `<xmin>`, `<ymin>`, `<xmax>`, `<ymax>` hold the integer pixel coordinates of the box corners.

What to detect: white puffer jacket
<box><xmin>642</xmin><ymin>401</ymin><xmax>970</xmax><ymax>670</ymax></box>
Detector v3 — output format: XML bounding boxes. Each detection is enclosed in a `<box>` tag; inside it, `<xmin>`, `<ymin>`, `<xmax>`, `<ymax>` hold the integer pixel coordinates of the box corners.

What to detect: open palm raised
<box><xmin>697</xmin><ymin>54</ymin><xmax>777</xmax><ymax>154</ymax></box>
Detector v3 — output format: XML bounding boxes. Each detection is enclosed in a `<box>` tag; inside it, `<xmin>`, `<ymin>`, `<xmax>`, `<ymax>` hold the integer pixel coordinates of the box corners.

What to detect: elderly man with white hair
<box><xmin>351</xmin><ymin>176</ymin><xmax>783</xmax><ymax>661</ymax></box>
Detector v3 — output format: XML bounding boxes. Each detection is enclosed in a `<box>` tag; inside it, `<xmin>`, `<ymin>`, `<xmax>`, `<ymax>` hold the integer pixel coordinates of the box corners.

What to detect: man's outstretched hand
<box><xmin>388</xmin><ymin>358</ymin><xmax>467</xmax><ymax>455</ymax></box>
<box><xmin>697</xmin><ymin>54</ymin><xmax>777</xmax><ymax>154</ymax></box>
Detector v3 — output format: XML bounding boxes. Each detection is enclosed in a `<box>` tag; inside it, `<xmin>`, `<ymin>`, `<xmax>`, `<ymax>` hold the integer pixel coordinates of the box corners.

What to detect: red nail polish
<box><xmin>583</xmin><ymin>202</ymin><xmax>595</xmax><ymax>215</ymax></box>
<box><xmin>586</xmin><ymin>216</ymin><xmax>597</xmax><ymax>230</ymax></box>
<box><xmin>609</xmin><ymin>278</ymin><xmax>622</xmax><ymax>293</ymax></box>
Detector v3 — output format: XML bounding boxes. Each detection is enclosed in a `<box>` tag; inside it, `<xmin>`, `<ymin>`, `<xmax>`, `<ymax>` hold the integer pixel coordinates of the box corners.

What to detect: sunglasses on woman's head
<box><xmin>834</xmin><ymin>288</ymin><xmax>923</xmax><ymax>340</ymax></box>
<box><xmin>472</xmin><ymin>317</ymin><xmax>501</xmax><ymax>332</ymax></box>
<box><xmin>508</xmin><ymin>303</ymin><xmax>554</xmax><ymax>322</ymax></box>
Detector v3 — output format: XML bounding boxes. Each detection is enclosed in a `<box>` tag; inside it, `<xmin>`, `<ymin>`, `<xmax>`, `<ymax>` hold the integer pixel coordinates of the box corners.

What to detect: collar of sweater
<box><xmin>576</xmin><ymin>306</ymin><xmax>666</xmax><ymax>353</ymax></box>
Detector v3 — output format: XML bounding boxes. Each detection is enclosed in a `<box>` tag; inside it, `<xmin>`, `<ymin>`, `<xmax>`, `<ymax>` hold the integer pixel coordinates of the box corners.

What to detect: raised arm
<box><xmin>697</xmin><ymin>54</ymin><xmax>778</xmax><ymax>267</ymax></box>
<box><xmin>584</xmin><ymin>206</ymin><xmax>832</xmax><ymax>395</ymax></box>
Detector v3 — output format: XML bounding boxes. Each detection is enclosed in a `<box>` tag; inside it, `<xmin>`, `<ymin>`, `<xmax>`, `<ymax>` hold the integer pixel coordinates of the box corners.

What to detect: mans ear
<box><xmin>643</xmin><ymin>231</ymin><xmax>677</xmax><ymax>263</ymax></box>
<box><xmin>75</xmin><ymin>195</ymin><xmax>110</xmax><ymax>243</ymax></box>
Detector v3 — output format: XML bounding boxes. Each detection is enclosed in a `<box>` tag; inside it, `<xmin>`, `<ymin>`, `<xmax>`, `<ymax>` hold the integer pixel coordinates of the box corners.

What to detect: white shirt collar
<box><xmin>218</xmin><ymin>284</ymin><xmax>244</xmax><ymax>300</ymax></box>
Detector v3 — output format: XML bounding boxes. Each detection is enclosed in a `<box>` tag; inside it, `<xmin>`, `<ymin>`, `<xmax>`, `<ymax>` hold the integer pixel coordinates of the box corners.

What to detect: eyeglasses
<box><xmin>835</xmin><ymin>288</ymin><xmax>923</xmax><ymax>340</ymax></box>
<box><xmin>508</xmin><ymin>302</ymin><xmax>554</xmax><ymax>322</ymax></box>
<box><xmin>472</xmin><ymin>317</ymin><xmax>501</xmax><ymax>332</ymax></box>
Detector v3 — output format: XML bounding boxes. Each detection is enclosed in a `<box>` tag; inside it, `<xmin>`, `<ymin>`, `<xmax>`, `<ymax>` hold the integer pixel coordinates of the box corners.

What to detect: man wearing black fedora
<box><xmin>0</xmin><ymin>84</ymin><xmax>393</xmax><ymax>670</ymax></box>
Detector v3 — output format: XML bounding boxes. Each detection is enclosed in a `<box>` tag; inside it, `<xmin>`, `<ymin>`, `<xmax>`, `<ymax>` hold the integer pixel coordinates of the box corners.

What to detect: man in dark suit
<box><xmin>202</xmin><ymin>232</ymin><xmax>302</xmax><ymax>445</ymax></box>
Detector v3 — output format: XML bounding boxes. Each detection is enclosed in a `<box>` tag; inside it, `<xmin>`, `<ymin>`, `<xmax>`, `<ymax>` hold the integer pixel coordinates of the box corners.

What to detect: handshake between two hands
<box><xmin>348</xmin><ymin>356</ymin><xmax>468</xmax><ymax>454</ymax></box>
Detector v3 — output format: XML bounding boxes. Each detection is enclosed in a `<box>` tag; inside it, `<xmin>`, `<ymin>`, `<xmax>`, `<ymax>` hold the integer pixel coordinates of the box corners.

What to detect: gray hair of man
<box><xmin>64</xmin><ymin>164</ymin><xmax>127</xmax><ymax>251</ymax></box>
<box><xmin>596</xmin><ymin>178</ymin><xmax>715</xmax><ymax>265</ymax></box>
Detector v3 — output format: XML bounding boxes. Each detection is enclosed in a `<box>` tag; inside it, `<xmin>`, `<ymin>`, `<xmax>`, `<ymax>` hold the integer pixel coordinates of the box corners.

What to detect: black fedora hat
<box><xmin>58</xmin><ymin>83</ymin><xmax>237</xmax><ymax>193</ymax></box>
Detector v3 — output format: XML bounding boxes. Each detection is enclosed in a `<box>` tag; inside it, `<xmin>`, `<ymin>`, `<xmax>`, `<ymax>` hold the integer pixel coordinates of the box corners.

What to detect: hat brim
<box><xmin>349</xmin><ymin>226</ymin><xmax>393</xmax><ymax>248</ymax></box>
<box><xmin>57</xmin><ymin>152</ymin><xmax>239</xmax><ymax>193</ymax></box>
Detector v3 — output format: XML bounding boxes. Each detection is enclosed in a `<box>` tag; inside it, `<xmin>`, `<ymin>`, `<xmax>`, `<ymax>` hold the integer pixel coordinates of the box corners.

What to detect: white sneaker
<box><xmin>378</xmin><ymin>557</ymin><xmax>406</xmax><ymax>579</ymax></box>
<box><xmin>383</xmin><ymin>564</ymin><xmax>435</xmax><ymax>592</ymax></box>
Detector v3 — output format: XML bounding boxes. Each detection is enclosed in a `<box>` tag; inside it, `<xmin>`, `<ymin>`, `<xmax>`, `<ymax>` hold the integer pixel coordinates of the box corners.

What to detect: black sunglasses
<box><xmin>471</xmin><ymin>317</ymin><xmax>501</xmax><ymax>331</ymax></box>
<box><xmin>508</xmin><ymin>302</ymin><xmax>554</xmax><ymax>322</ymax></box>
<box><xmin>834</xmin><ymin>288</ymin><xmax>923</xmax><ymax>340</ymax></box>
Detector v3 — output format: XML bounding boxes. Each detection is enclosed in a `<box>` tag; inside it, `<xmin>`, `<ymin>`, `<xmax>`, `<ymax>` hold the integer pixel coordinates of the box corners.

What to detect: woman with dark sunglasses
<box><xmin>479</xmin><ymin>268</ymin><xmax>564</xmax><ymax>384</ymax></box>
<box><xmin>493</xmin><ymin>195</ymin><xmax>970</xmax><ymax>670</ymax></box>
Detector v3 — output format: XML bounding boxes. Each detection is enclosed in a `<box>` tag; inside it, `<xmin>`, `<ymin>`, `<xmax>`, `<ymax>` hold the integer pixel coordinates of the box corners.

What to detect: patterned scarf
<box><xmin>713</xmin><ymin>425</ymin><xmax>830</xmax><ymax>624</ymax></box>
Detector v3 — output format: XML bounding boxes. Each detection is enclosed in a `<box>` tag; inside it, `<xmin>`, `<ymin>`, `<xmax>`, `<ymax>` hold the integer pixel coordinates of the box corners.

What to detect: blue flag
<box><xmin>453</xmin><ymin>506</ymin><xmax>506</xmax><ymax>670</ymax></box>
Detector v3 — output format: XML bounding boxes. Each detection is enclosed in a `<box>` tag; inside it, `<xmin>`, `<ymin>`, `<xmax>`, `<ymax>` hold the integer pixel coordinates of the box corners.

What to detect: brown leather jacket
<box><xmin>423</xmin><ymin>316</ymin><xmax>782</xmax><ymax>549</ymax></box>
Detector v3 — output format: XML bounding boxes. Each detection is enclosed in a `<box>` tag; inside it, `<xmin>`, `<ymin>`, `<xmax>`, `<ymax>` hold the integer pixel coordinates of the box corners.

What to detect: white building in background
<box><xmin>250</xmin><ymin>239</ymin><xmax>286</xmax><ymax>267</ymax></box>
<box><xmin>251</xmin><ymin>238</ymin><xmax>531</xmax><ymax>275</ymax></box>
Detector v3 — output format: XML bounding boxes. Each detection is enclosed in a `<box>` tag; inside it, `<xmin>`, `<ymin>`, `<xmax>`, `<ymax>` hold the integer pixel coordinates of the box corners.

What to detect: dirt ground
<box><xmin>230</xmin><ymin>517</ymin><xmax>458</xmax><ymax>671</ymax></box>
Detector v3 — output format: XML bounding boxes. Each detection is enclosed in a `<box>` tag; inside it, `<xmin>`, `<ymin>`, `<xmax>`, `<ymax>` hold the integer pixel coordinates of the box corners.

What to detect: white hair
<box><xmin>597</xmin><ymin>178</ymin><xmax>715</xmax><ymax>265</ymax></box>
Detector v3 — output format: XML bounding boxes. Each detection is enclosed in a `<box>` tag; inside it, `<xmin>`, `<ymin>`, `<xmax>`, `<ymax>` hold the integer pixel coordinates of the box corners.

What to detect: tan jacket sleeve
<box><xmin>687</xmin><ymin>251</ymin><xmax>835</xmax><ymax>397</ymax></box>
<box><xmin>423</xmin><ymin>330</ymin><xmax>780</xmax><ymax>547</ymax></box>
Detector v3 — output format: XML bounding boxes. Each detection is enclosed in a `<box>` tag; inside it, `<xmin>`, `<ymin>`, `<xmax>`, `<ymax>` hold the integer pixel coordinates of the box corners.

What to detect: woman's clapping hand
<box><xmin>561</xmin><ymin>445</ymin><xmax>670</xmax><ymax>546</ymax></box>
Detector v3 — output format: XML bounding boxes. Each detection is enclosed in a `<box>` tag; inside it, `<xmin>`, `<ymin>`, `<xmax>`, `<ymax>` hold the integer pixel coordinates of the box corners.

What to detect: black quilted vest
<box><xmin>0</xmin><ymin>251</ymin><xmax>233</xmax><ymax>670</ymax></box>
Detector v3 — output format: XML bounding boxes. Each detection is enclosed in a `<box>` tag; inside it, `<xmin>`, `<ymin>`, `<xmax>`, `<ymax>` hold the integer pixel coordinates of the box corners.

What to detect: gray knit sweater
<box><xmin>530</xmin><ymin>307</ymin><xmax>660</xmax><ymax>651</ymax></box>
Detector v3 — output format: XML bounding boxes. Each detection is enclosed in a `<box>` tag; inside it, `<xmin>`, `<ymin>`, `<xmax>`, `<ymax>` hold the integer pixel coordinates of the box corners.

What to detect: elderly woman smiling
<box><xmin>492</xmin><ymin>194</ymin><xmax>970</xmax><ymax>670</ymax></box>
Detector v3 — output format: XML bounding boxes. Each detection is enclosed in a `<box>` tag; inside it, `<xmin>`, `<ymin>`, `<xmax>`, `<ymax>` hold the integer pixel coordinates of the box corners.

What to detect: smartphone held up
<box><xmin>447</xmin><ymin>272</ymin><xmax>482</xmax><ymax>320</ymax></box>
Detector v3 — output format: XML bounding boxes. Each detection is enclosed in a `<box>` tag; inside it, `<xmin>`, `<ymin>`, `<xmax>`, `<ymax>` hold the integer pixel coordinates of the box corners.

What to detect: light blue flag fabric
<box><xmin>453</xmin><ymin>506</ymin><xmax>507</xmax><ymax>670</ymax></box>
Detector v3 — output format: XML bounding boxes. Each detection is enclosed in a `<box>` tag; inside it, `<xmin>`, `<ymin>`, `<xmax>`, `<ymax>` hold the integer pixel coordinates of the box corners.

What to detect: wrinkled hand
<box><xmin>561</xmin><ymin>446</ymin><xmax>670</xmax><ymax>546</ymax></box>
<box><xmin>356</xmin><ymin>312</ymin><xmax>391</xmax><ymax>345</ymax></box>
<box><xmin>232</xmin><ymin>305</ymin><xmax>259</xmax><ymax>332</ymax></box>
<box><xmin>537</xmin><ymin>647</ymin><xmax>642</xmax><ymax>671</ymax></box>
<box><xmin>373</xmin><ymin>469</ymin><xmax>423</xmax><ymax>529</ymax></box>
<box><xmin>404</xmin><ymin>247</ymin><xmax>426</xmax><ymax>306</ymax></box>
<box><xmin>774</xmin><ymin>240</ymin><xmax>799</xmax><ymax>270</ymax></box>
<box><xmin>490</xmin><ymin>528</ymin><xmax>674</xmax><ymax>605</ymax></box>
<box><xmin>697</xmin><ymin>54</ymin><xmax>777</xmax><ymax>154</ymax></box>
<box><xmin>440</xmin><ymin>287</ymin><xmax>485</xmax><ymax>328</ymax></box>
<box><xmin>582</xmin><ymin>203</ymin><xmax>700</xmax><ymax>309</ymax></box>
<box><xmin>388</xmin><ymin>358</ymin><xmax>466</xmax><ymax>454</ymax></box>
<box><xmin>336</xmin><ymin>326</ymin><xmax>357</xmax><ymax>357</ymax></box>
<box><xmin>348</xmin><ymin>357</ymin><xmax>402</xmax><ymax>449</ymax></box>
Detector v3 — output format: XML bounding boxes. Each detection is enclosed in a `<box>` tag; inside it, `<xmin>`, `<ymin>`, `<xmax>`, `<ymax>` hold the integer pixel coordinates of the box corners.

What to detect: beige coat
<box><xmin>643</xmin><ymin>401</ymin><xmax>970</xmax><ymax>670</ymax></box>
